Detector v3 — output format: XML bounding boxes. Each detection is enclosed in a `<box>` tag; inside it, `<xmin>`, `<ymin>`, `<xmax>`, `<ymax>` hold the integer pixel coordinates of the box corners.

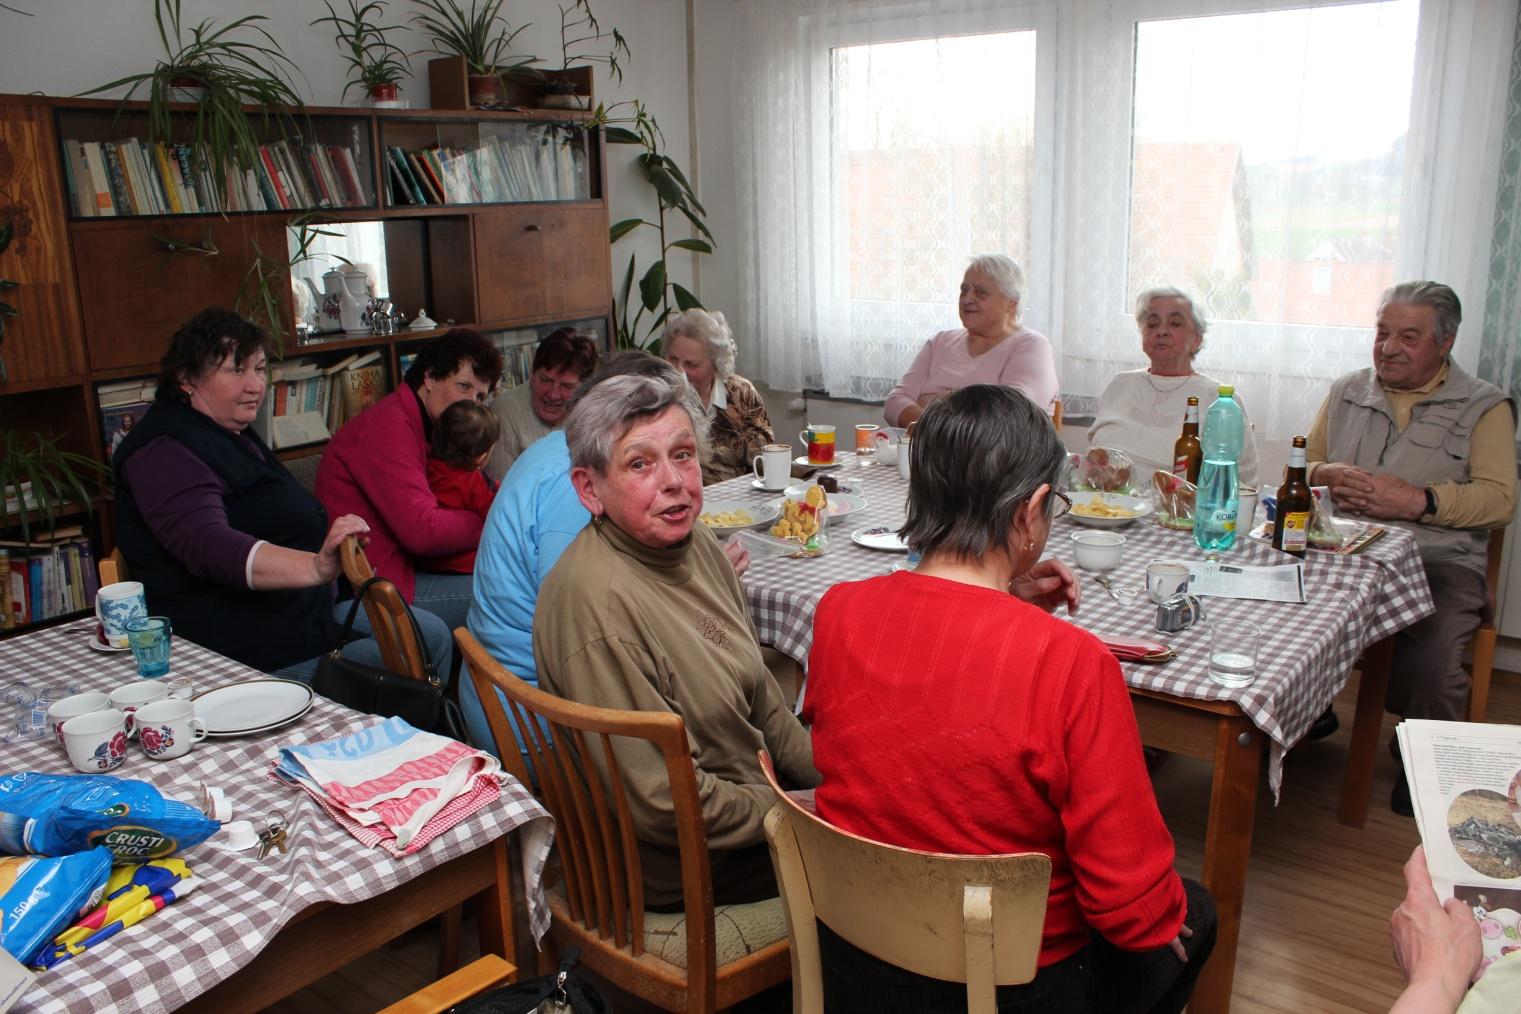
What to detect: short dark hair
<box><xmin>532</xmin><ymin>327</ymin><xmax>600</xmax><ymax>380</ymax></box>
<box><xmin>565</xmin><ymin>350</ymin><xmax>680</xmax><ymax>415</ymax></box>
<box><xmin>901</xmin><ymin>385</ymin><xmax>1067</xmax><ymax>560</ymax></box>
<box><xmin>431</xmin><ymin>399</ymin><xmax>501</xmax><ymax>469</ymax></box>
<box><xmin>156</xmin><ymin>308</ymin><xmax>269</xmax><ymax>404</ymax></box>
<box><xmin>403</xmin><ymin>328</ymin><xmax>504</xmax><ymax>392</ymax></box>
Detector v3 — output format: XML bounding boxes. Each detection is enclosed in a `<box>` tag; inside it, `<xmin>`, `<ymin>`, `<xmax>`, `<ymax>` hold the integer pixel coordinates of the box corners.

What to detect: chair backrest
<box><xmin>455</xmin><ymin>628</ymin><xmax>721</xmax><ymax>1007</ymax></box>
<box><xmin>1484</xmin><ymin>526</ymin><xmax>1506</xmax><ymax>620</ymax></box>
<box><xmin>1050</xmin><ymin>398</ymin><xmax>1063</xmax><ymax>429</ymax></box>
<box><xmin>98</xmin><ymin>547</ymin><xmax>128</xmax><ymax>586</ymax></box>
<box><xmin>340</xmin><ymin>535</ymin><xmax>429</xmax><ymax>678</ymax></box>
<box><xmin>760</xmin><ymin>755</ymin><xmax>1051</xmax><ymax>1014</ymax></box>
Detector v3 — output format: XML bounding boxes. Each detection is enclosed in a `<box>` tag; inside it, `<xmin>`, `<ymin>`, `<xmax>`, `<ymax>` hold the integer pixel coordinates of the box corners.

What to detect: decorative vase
<box><xmin>467</xmin><ymin>73</ymin><xmax>504</xmax><ymax>109</ymax></box>
<box><xmin>367</xmin><ymin>82</ymin><xmax>398</xmax><ymax>102</ymax></box>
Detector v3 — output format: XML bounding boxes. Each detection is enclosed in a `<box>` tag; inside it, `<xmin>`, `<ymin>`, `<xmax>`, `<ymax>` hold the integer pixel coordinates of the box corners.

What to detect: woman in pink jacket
<box><xmin>316</xmin><ymin>329</ymin><xmax>503</xmax><ymax>630</ymax></box>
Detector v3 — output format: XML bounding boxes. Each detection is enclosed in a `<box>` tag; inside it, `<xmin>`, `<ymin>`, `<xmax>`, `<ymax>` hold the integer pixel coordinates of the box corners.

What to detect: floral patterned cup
<box><xmin>61</xmin><ymin>708</ymin><xmax>130</xmax><ymax>773</ymax></box>
<box><xmin>134</xmin><ymin>698</ymin><xmax>207</xmax><ymax>761</ymax></box>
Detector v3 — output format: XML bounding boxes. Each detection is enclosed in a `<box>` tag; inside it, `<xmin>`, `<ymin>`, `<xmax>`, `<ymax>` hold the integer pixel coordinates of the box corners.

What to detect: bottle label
<box><xmin>1280</xmin><ymin>511</ymin><xmax>1310</xmax><ymax>551</ymax></box>
<box><xmin>1211</xmin><ymin>508</ymin><xmax>1237</xmax><ymax>532</ymax></box>
<box><xmin>1173</xmin><ymin>455</ymin><xmax>1190</xmax><ymax>477</ymax></box>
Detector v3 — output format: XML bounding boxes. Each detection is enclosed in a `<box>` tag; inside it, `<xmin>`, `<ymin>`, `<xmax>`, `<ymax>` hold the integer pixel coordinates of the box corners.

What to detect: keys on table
<box><xmin>256</xmin><ymin>815</ymin><xmax>290</xmax><ymax>859</ymax></box>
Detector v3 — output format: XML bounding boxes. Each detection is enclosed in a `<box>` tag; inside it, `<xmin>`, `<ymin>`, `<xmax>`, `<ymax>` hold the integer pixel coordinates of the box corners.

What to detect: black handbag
<box><xmin>313</xmin><ymin>576</ymin><xmax>467</xmax><ymax>741</ymax></box>
<box><xmin>450</xmin><ymin>949</ymin><xmax>609</xmax><ymax>1013</ymax></box>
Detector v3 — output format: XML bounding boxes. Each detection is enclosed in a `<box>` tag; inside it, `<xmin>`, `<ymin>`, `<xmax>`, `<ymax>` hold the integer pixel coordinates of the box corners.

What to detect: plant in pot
<box><xmin>312</xmin><ymin>0</ymin><xmax>412</xmax><ymax>106</ymax></box>
<box><xmin>546</xmin><ymin>0</ymin><xmax>629</xmax><ymax>110</ymax></box>
<box><xmin>81</xmin><ymin>0</ymin><xmax>307</xmax><ymax>206</ymax></box>
<box><xmin>411</xmin><ymin>0</ymin><xmax>538</xmax><ymax>110</ymax></box>
<box><xmin>0</xmin><ymin>431</ymin><xmax>110</xmax><ymax>547</ymax></box>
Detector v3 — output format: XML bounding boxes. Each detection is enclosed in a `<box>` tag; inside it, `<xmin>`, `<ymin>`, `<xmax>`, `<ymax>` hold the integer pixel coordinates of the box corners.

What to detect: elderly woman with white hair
<box><xmin>884</xmin><ymin>253</ymin><xmax>1060</xmax><ymax>428</ymax></box>
<box><xmin>661</xmin><ymin>308</ymin><xmax>775</xmax><ymax>484</ymax></box>
<box><xmin>1087</xmin><ymin>286</ymin><xmax>1258</xmax><ymax>484</ymax></box>
<box><xmin>533</xmin><ymin>370</ymin><xmax>818</xmax><ymax>911</ymax></box>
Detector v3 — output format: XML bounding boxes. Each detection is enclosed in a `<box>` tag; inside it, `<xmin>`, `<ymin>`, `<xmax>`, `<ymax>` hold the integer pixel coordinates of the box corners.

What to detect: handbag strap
<box><xmin>337</xmin><ymin>575</ymin><xmax>442</xmax><ymax>686</ymax></box>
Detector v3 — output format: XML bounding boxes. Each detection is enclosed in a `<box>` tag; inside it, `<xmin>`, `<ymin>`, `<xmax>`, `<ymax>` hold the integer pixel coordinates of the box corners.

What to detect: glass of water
<box><xmin>1208</xmin><ymin>620</ymin><xmax>1259</xmax><ymax>688</ymax></box>
<box><xmin>126</xmin><ymin>616</ymin><xmax>173</xmax><ymax>679</ymax></box>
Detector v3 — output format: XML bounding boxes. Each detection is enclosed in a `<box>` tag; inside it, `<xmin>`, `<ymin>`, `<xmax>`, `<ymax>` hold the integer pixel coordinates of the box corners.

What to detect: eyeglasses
<box><xmin>1051</xmin><ymin>489</ymin><xmax>1072</xmax><ymax>520</ymax></box>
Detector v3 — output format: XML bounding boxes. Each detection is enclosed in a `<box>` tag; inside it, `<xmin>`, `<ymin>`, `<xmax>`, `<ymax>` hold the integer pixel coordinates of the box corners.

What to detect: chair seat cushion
<box><xmin>643</xmin><ymin>897</ymin><xmax>788</xmax><ymax>970</ymax></box>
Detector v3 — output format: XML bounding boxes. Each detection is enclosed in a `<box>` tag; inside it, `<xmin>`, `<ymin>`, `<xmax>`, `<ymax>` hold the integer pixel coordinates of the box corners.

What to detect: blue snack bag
<box><xmin>0</xmin><ymin>773</ymin><xmax>219</xmax><ymax>863</ymax></box>
<box><xmin>0</xmin><ymin>847</ymin><xmax>113</xmax><ymax>966</ymax></box>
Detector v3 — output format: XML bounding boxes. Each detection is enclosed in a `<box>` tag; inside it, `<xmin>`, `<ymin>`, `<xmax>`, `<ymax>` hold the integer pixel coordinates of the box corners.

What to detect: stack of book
<box><xmin>255</xmin><ymin>350</ymin><xmax>386</xmax><ymax>449</ymax></box>
<box><xmin>1</xmin><ymin>527</ymin><xmax>98</xmax><ymax>629</ymax></box>
<box><xmin>384</xmin><ymin>129</ymin><xmax>587</xmax><ymax>206</ymax></box>
<box><xmin>63</xmin><ymin>136</ymin><xmax>368</xmax><ymax>217</ymax></box>
<box><xmin>96</xmin><ymin>377</ymin><xmax>157</xmax><ymax>464</ymax></box>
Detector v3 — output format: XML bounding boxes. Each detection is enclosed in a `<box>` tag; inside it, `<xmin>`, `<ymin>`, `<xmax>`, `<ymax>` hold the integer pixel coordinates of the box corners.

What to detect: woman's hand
<box><xmin>1167</xmin><ymin>923</ymin><xmax>1195</xmax><ymax>962</ymax></box>
<box><xmin>313</xmin><ymin>514</ymin><xmax>371</xmax><ymax>585</ymax></box>
<box><xmin>1390</xmin><ymin>845</ymin><xmax>1481</xmax><ymax>1012</ymax></box>
<box><xmin>1009</xmin><ymin>558</ymin><xmax>1080</xmax><ymax>615</ymax></box>
<box><xmin>722</xmin><ymin>538</ymin><xmax>751</xmax><ymax>577</ymax></box>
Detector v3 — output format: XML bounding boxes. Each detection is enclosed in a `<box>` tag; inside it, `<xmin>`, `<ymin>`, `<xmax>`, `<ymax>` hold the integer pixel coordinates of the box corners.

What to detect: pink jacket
<box><xmin>315</xmin><ymin>388</ymin><xmax>484</xmax><ymax>601</ymax></box>
<box><xmin>884</xmin><ymin>326</ymin><xmax>1060</xmax><ymax>426</ymax></box>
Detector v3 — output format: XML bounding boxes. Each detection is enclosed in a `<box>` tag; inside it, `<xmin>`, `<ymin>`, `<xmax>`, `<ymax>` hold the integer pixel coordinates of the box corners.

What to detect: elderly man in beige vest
<box><xmin>1305</xmin><ymin>281</ymin><xmax>1516</xmax><ymax>814</ymax></box>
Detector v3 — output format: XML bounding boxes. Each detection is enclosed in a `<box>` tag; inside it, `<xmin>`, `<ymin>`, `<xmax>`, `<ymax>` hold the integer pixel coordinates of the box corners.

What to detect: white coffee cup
<box><xmin>897</xmin><ymin>434</ymin><xmax>912</xmax><ymax>482</ymax></box>
<box><xmin>1146</xmin><ymin>561</ymin><xmax>1192</xmax><ymax>604</ymax></box>
<box><xmin>1236</xmin><ymin>486</ymin><xmax>1260</xmax><ymax>533</ymax></box>
<box><xmin>96</xmin><ymin>581</ymin><xmax>148</xmax><ymax>649</ymax></box>
<box><xmin>109</xmin><ymin>681</ymin><xmax>169</xmax><ymax>735</ymax></box>
<box><xmin>47</xmin><ymin>692</ymin><xmax>111</xmax><ymax>745</ymax></box>
<box><xmin>752</xmin><ymin>443</ymin><xmax>792</xmax><ymax>490</ymax></box>
<box><xmin>133</xmin><ymin>698</ymin><xmax>208</xmax><ymax>760</ymax></box>
<box><xmin>61</xmin><ymin>708</ymin><xmax>131</xmax><ymax>773</ymax></box>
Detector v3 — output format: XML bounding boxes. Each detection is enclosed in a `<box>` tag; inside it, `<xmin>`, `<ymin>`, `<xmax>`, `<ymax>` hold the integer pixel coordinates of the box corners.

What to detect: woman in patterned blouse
<box><xmin>661</xmin><ymin>309</ymin><xmax>776</xmax><ymax>484</ymax></box>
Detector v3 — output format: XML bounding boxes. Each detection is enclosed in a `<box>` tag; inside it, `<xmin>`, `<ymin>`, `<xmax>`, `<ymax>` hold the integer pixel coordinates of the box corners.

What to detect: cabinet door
<box><xmin>0</xmin><ymin>96</ymin><xmax>88</xmax><ymax>384</ymax></box>
<box><xmin>72</xmin><ymin>217</ymin><xmax>288</xmax><ymax>372</ymax></box>
<box><xmin>473</xmin><ymin>206</ymin><xmax>609</xmax><ymax>326</ymax></box>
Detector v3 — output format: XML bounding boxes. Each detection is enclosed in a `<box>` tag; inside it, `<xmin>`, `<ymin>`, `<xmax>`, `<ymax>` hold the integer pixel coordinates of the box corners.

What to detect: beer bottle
<box><xmin>1172</xmin><ymin>396</ymin><xmax>1202</xmax><ymax>483</ymax></box>
<box><xmin>1273</xmin><ymin>435</ymin><xmax>1313</xmax><ymax>557</ymax></box>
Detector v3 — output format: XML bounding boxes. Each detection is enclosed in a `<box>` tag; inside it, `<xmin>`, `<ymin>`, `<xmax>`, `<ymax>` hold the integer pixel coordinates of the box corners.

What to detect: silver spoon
<box><xmin>1092</xmin><ymin>573</ymin><xmax>1139</xmax><ymax>604</ymax></box>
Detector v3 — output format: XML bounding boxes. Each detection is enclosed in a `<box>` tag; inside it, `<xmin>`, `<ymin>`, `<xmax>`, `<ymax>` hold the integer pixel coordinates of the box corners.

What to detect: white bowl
<box><xmin>697</xmin><ymin>498</ymin><xmax>780</xmax><ymax>536</ymax></box>
<box><xmin>1067</xmin><ymin>491</ymin><xmax>1152</xmax><ymax>529</ymax></box>
<box><xmin>1070</xmin><ymin>530</ymin><xmax>1126</xmax><ymax>572</ymax></box>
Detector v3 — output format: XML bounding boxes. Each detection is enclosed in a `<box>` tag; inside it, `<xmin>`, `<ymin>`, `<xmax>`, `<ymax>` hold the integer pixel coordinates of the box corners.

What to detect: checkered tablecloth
<box><xmin>709</xmin><ymin>464</ymin><xmax>1435</xmax><ymax>797</ymax></box>
<box><xmin>0</xmin><ymin>620</ymin><xmax>552</xmax><ymax>1014</ymax></box>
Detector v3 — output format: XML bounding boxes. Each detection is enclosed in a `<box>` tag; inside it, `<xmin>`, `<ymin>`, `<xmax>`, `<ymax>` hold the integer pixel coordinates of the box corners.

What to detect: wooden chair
<box><xmin>339</xmin><ymin>534</ymin><xmax>429</xmax><ymax>679</ymax></box>
<box><xmin>98</xmin><ymin>548</ymin><xmax>128</xmax><ymax>586</ymax></box>
<box><xmin>759</xmin><ymin>754</ymin><xmax>1052</xmax><ymax>1014</ymax></box>
<box><xmin>1050</xmin><ymin>398</ymin><xmax>1063</xmax><ymax>429</ymax></box>
<box><xmin>456</xmin><ymin>628</ymin><xmax>793</xmax><ymax>1013</ymax></box>
<box><xmin>1466</xmin><ymin>526</ymin><xmax>1506</xmax><ymax>722</ymax></box>
<box><xmin>377</xmin><ymin>954</ymin><xmax>516</xmax><ymax>1014</ymax></box>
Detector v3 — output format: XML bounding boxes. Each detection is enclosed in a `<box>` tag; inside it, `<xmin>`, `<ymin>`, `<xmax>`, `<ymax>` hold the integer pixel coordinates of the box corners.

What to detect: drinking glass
<box><xmin>126</xmin><ymin>616</ymin><xmax>173</xmax><ymax>679</ymax></box>
<box><xmin>1208</xmin><ymin>620</ymin><xmax>1259</xmax><ymax>688</ymax></box>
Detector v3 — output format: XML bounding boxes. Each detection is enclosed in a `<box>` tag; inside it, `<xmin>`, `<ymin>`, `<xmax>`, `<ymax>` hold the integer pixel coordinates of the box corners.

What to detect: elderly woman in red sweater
<box><xmin>316</xmin><ymin>329</ymin><xmax>503</xmax><ymax>631</ymax></box>
<box><xmin>803</xmin><ymin>384</ymin><xmax>1215</xmax><ymax>1013</ymax></box>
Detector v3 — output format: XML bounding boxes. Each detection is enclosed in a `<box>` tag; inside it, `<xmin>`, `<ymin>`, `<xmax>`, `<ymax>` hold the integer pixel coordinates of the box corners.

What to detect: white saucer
<box><xmin>87</xmin><ymin>635</ymin><xmax>131</xmax><ymax>654</ymax></box>
<box><xmin>794</xmin><ymin>455</ymin><xmax>843</xmax><ymax>468</ymax></box>
<box><xmin>768</xmin><ymin>492</ymin><xmax>868</xmax><ymax>519</ymax></box>
<box><xmin>751</xmin><ymin>478</ymin><xmax>790</xmax><ymax>492</ymax></box>
<box><xmin>785</xmin><ymin>481</ymin><xmax>862</xmax><ymax>498</ymax></box>
<box><xmin>851</xmin><ymin>525</ymin><xmax>910</xmax><ymax>552</ymax></box>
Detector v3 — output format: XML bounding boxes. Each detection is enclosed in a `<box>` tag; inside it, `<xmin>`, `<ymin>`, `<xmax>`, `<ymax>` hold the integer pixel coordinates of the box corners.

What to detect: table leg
<box><xmin>1192</xmin><ymin>712</ymin><xmax>1263</xmax><ymax>1014</ymax></box>
<box><xmin>1339</xmin><ymin>635</ymin><xmax>1393</xmax><ymax>828</ymax></box>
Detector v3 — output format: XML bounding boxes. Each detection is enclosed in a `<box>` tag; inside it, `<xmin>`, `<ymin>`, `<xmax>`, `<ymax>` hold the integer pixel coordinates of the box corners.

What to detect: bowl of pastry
<box><xmin>1066</xmin><ymin>491</ymin><xmax>1152</xmax><ymax>529</ymax></box>
<box><xmin>697</xmin><ymin>499</ymin><xmax>780</xmax><ymax>536</ymax></box>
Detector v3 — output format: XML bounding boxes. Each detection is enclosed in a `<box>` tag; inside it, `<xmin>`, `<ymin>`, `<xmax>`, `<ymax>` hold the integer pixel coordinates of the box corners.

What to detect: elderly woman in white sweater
<box><xmin>1087</xmin><ymin>287</ymin><xmax>1258</xmax><ymax>485</ymax></box>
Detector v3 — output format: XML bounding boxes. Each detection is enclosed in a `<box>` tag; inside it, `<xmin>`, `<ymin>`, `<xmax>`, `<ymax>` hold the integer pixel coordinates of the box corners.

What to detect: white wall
<box><xmin>0</xmin><ymin>0</ymin><xmax>696</xmax><ymax>325</ymax></box>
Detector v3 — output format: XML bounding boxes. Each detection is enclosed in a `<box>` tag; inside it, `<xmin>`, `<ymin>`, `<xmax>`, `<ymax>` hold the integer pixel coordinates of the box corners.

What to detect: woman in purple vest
<box><xmin>113</xmin><ymin>308</ymin><xmax>450</xmax><ymax>680</ymax></box>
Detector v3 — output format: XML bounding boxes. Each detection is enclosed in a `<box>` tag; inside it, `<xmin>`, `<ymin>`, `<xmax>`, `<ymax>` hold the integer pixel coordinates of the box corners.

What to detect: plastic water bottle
<box><xmin>1193</xmin><ymin>386</ymin><xmax>1245</xmax><ymax>552</ymax></box>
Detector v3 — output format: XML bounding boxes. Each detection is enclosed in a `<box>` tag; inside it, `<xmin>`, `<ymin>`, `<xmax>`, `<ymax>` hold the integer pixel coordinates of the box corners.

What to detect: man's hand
<box><xmin>1316</xmin><ymin>462</ymin><xmax>1426</xmax><ymax>521</ymax></box>
<box><xmin>1390</xmin><ymin>846</ymin><xmax>1481</xmax><ymax>1013</ymax></box>
<box><xmin>1010</xmin><ymin>558</ymin><xmax>1080</xmax><ymax>615</ymax></box>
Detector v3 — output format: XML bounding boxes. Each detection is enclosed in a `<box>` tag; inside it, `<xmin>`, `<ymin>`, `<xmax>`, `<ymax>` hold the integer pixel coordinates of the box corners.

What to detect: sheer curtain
<box><xmin>731</xmin><ymin>0</ymin><xmax>1520</xmax><ymax>445</ymax></box>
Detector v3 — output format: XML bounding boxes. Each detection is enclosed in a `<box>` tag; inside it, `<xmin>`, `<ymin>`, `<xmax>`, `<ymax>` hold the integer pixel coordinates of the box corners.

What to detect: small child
<box><xmin>420</xmin><ymin>399</ymin><xmax>501</xmax><ymax>574</ymax></box>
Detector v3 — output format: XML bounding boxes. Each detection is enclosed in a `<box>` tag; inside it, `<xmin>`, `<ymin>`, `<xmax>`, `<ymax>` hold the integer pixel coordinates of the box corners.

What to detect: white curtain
<box><xmin>731</xmin><ymin>0</ymin><xmax>1519</xmax><ymax>446</ymax></box>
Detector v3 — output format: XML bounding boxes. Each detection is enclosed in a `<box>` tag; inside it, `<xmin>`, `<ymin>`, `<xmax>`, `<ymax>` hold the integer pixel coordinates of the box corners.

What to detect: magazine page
<box><xmin>1397</xmin><ymin>719</ymin><xmax>1521</xmax><ymax>980</ymax></box>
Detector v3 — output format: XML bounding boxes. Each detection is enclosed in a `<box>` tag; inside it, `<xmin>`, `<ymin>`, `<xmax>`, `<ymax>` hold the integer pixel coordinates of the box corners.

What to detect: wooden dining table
<box><xmin>706</xmin><ymin>462</ymin><xmax>1434</xmax><ymax>1013</ymax></box>
<box><xmin>0</xmin><ymin>619</ymin><xmax>553</xmax><ymax>1013</ymax></box>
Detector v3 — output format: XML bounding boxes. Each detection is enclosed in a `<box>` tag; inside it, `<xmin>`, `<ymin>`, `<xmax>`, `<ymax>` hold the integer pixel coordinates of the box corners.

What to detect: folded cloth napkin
<box><xmin>270</xmin><ymin>716</ymin><xmax>504</xmax><ymax>856</ymax></box>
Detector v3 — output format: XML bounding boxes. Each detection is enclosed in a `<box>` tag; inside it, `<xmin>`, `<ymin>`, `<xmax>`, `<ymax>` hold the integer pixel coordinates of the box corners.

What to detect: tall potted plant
<box><xmin>81</xmin><ymin>0</ymin><xmax>307</xmax><ymax>204</ymax></box>
<box><xmin>411</xmin><ymin>0</ymin><xmax>537</xmax><ymax>110</ymax></box>
<box><xmin>312</xmin><ymin>0</ymin><xmax>412</xmax><ymax>105</ymax></box>
<box><xmin>544</xmin><ymin>0</ymin><xmax>628</xmax><ymax>109</ymax></box>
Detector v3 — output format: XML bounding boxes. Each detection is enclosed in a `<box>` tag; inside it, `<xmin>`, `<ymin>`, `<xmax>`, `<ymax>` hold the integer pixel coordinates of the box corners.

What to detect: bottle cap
<box><xmin>1218</xmin><ymin>385</ymin><xmax>1235</xmax><ymax>396</ymax></box>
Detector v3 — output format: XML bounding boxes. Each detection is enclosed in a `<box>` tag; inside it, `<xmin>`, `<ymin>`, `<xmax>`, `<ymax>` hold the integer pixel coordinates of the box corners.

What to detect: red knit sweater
<box><xmin>803</xmin><ymin>570</ymin><xmax>1186</xmax><ymax>966</ymax></box>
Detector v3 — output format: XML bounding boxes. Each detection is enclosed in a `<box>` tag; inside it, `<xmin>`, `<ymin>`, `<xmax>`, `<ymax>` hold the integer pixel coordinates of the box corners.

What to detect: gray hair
<box><xmin>1380</xmin><ymin>281</ymin><xmax>1462</xmax><ymax>344</ymax></box>
<box><xmin>1135</xmin><ymin>286</ymin><xmax>1210</xmax><ymax>339</ymax></box>
<box><xmin>663</xmin><ymin>308</ymin><xmax>736</xmax><ymax>381</ymax></box>
<box><xmin>900</xmin><ymin>384</ymin><xmax>1066</xmax><ymax>560</ymax></box>
<box><xmin>966</xmin><ymin>254</ymin><xmax>1026</xmax><ymax>309</ymax></box>
<box><xmin>565</xmin><ymin>372</ymin><xmax>706</xmax><ymax>474</ymax></box>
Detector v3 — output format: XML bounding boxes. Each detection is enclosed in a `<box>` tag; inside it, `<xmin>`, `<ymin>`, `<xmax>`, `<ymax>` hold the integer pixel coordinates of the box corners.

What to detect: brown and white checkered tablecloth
<box><xmin>0</xmin><ymin>620</ymin><xmax>552</xmax><ymax>1014</ymax></box>
<box><xmin>708</xmin><ymin>463</ymin><xmax>1435</xmax><ymax>797</ymax></box>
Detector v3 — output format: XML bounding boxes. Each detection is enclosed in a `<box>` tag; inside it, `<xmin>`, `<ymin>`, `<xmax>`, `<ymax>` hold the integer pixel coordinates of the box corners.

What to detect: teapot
<box><xmin>338</xmin><ymin>269</ymin><xmax>370</xmax><ymax>334</ymax></box>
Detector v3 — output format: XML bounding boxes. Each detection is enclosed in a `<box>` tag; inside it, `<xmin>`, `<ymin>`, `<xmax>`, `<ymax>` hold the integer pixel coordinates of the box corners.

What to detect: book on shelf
<box><xmin>96</xmin><ymin>378</ymin><xmax>157</xmax><ymax>464</ymax></box>
<box><xmin>1396</xmin><ymin>719</ymin><xmax>1521</xmax><ymax>983</ymax></box>
<box><xmin>382</xmin><ymin>126</ymin><xmax>589</xmax><ymax>207</ymax></box>
<box><xmin>0</xmin><ymin>536</ymin><xmax>94</xmax><ymax>629</ymax></box>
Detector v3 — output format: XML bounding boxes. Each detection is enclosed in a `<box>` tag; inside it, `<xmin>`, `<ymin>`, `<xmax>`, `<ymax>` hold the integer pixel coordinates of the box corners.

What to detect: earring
<box><xmin>1026</xmin><ymin>540</ymin><xmax>1035</xmax><ymax>552</ymax></box>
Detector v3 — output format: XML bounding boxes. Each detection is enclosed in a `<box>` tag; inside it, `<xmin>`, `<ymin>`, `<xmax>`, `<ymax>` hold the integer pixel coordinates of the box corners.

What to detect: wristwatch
<box><xmin>1421</xmin><ymin>487</ymin><xmax>1437</xmax><ymax>521</ymax></box>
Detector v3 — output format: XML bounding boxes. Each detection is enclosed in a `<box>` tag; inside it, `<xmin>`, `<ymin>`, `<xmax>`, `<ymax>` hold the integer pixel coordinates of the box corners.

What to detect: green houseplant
<box><xmin>312</xmin><ymin>0</ymin><xmax>412</xmax><ymax>104</ymax></box>
<box><xmin>0</xmin><ymin>431</ymin><xmax>110</xmax><ymax>545</ymax></box>
<box><xmin>411</xmin><ymin>0</ymin><xmax>538</xmax><ymax>109</ymax></box>
<box><xmin>81</xmin><ymin>0</ymin><xmax>307</xmax><ymax>204</ymax></box>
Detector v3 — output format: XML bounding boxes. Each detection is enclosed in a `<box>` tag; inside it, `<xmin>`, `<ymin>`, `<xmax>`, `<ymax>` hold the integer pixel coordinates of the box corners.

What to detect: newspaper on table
<box><xmin>1183</xmin><ymin>560</ymin><xmax>1306</xmax><ymax>603</ymax></box>
<box><xmin>1397</xmin><ymin>719</ymin><xmax>1521</xmax><ymax>981</ymax></box>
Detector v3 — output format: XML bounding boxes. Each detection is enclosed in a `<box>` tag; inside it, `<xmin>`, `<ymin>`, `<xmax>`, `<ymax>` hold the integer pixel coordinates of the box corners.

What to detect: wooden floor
<box><xmin>267</xmin><ymin>671</ymin><xmax>1521</xmax><ymax>1013</ymax></box>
